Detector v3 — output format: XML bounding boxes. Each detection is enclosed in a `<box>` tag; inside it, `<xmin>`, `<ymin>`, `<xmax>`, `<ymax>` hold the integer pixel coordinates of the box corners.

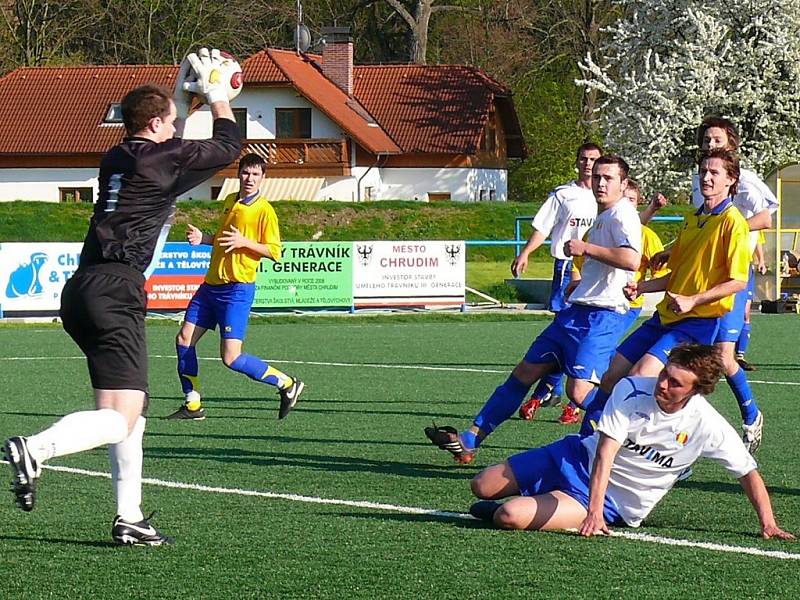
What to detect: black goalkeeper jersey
<box><xmin>79</xmin><ymin>118</ymin><xmax>241</xmax><ymax>275</ymax></box>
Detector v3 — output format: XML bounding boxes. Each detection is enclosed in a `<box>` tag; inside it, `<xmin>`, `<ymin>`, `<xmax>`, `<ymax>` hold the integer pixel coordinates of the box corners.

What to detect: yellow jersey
<box><xmin>657</xmin><ymin>198</ymin><xmax>750</xmax><ymax>325</ymax></box>
<box><xmin>205</xmin><ymin>193</ymin><xmax>281</xmax><ymax>285</ymax></box>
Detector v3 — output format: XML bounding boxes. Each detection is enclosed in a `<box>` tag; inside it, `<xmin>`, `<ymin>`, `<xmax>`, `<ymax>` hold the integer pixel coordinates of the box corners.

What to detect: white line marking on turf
<box><xmin>4</xmin><ymin>354</ymin><xmax>800</xmax><ymax>386</ymax></box>
<box><xmin>8</xmin><ymin>461</ymin><xmax>797</xmax><ymax>561</ymax></box>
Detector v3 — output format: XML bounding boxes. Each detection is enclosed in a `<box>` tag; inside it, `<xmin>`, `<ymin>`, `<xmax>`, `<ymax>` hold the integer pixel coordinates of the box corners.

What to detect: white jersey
<box><xmin>568</xmin><ymin>198</ymin><xmax>642</xmax><ymax>314</ymax></box>
<box><xmin>692</xmin><ymin>168</ymin><xmax>779</xmax><ymax>252</ymax></box>
<box><xmin>532</xmin><ymin>181</ymin><xmax>597</xmax><ymax>260</ymax></box>
<box><xmin>582</xmin><ymin>376</ymin><xmax>757</xmax><ymax>527</ymax></box>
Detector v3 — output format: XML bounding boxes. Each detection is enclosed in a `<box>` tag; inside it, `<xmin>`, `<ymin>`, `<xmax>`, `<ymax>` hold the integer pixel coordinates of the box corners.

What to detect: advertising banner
<box><xmin>0</xmin><ymin>242</ymin><xmax>82</xmax><ymax>313</ymax></box>
<box><xmin>352</xmin><ymin>240</ymin><xmax>465</xmax><ymax>307</ymax></box>
<box><xmin>144</xmin><ymin>242</ymin><xmax>210</xmax><ymax>310</ymax></box>
<box><xmin>255</xmin><ymin>241</ymin><xmax>353</xmax><ymax>308</ymax></box>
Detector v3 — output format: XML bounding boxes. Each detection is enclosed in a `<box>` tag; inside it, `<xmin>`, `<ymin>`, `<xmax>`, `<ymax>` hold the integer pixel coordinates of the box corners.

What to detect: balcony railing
<box><xmin>233</xmin><ymin>138</ymin><xmax>350</xmax><ymax>176</ymax></box>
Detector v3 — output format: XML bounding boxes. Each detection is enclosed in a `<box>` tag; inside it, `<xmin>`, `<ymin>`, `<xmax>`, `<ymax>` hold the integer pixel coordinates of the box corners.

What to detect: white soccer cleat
<box><xmin>742</xmin><ymin>411</ymin><xmax>764</xmax><ymax>455</ymax></box>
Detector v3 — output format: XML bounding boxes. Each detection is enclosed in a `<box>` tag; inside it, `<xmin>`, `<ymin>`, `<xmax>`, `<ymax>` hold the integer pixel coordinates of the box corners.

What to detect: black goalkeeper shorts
<box><xmin>60</xmin><ymin>263</ymin><xmax>148</xmax><ymax>392</ymax></box>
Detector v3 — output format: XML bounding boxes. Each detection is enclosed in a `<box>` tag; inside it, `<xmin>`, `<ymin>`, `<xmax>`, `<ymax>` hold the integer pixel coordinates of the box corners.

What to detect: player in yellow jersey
<box><xmin>577</xmin><ymin>149</ymin><xmax>751</xmax><ymax>437</ymax></box>
<box><xmin>168</xmin><ymin>153</ymin><xmax>304</xmax><ymax>420</ymax></box>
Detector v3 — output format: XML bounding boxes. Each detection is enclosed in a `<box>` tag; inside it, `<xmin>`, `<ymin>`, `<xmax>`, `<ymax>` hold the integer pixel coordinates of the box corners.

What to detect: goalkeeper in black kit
<box><xmin>3</xmin><ymin>48</ymin><xmax>242</xmax><ymax>545</ymax></box>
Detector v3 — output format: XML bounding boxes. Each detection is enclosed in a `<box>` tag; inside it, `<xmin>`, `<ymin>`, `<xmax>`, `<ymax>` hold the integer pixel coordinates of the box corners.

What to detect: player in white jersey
<box><xmin>467</xmin><ymin>344</ymin><xmax>794</xmax><ymax>539</ymax></box>
<box><xmin>511</xmin><ymin>143</ymin><xmax>601</xmax><ymax>417</ymax></box>
<box><xmin>426</xmin><ymin>156</ymin><xmax>641</xmax><ymax>464</ymax></box>
<box><xmin>512</xmin><ymin>142</ymin><xmax>601</xmax><ymax>313</ymax></box>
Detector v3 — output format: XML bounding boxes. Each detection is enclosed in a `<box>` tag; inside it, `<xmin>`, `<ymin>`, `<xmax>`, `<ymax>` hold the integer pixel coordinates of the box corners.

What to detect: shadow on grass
<box><xmin>676</xmin><ymin>478</ymin><xmax>800</xmax><ymax>497</ymax></box>
<box><xmin>0</xmin><ymin>534</ymin><xmax>116</xmax><ymax>548</ymax></box>
<box><xmin>335</xmin><ymin>510</ymin><xmax>486</xmax><ymax>529</ymax></box>
<box><xmin>145</xmin><ymin>443</ymin><xmax>489</xmax><ymax>481</ymax></box>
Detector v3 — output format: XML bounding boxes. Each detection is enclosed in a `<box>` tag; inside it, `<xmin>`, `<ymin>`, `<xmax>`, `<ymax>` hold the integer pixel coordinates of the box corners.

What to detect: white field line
<box><xmin>2</xmin><ymin>461</ymin><xmax>797</xmax><ymax>561</ymax></box>
<box><xmin>2</xmin><ymin>354</ymin><xmax>800</xmax><ymax>386</ymax></box>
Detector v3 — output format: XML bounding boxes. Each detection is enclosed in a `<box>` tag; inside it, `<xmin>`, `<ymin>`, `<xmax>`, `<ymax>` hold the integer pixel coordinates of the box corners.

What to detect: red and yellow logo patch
<box><xmin>675</xmin><ymin>432</ymin><xmax>689</xmax><ymax>446</ymax></box>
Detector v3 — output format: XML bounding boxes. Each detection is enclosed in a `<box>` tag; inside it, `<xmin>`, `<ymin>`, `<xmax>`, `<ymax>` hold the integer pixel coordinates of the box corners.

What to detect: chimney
<box><xmin>321</xmin><ymin>26</ymin><xmax>353</xmax><ymax>96</ymax></box>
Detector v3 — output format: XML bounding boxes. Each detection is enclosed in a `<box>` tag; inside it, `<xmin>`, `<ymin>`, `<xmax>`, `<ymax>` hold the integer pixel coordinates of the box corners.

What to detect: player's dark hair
<box><xmin>238</xmin><ymin>153</ymin><xmax>267</xmax><ymax>174</ymax></box>
<box><xmin>576</xmin><ymin>142</ymin><xmax>603</xmax><ymax>159</ymax></box>
<box><xmin>121</xmin><ymin>85</ymin><xmax>172</xmax><ymax>136</ymax></box>
<box><xmin>593</xmin><ymin>154</ymin><xmax>630</xmax><ymax>181</ymax></box>
<box><xmin>668</xmin><ymin>344</ymin><xmax>725</xmax><ymax>396</ymax></box>
<box><xmin>697</xmin><ymin>116</ymin><xmax>741</xmax><ymax>151</ymax></box>
<box><xmin>626</xmin><ymin>178</ymin><xmax>642</xmax><ymax>202</ymax></box>
<box><xmin>699</xmin><ymin>148</ymin><xmax>740</xmax><ymax>197</ymax></box>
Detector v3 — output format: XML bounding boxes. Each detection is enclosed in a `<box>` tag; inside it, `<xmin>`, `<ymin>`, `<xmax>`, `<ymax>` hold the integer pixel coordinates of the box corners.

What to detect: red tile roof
<box><xmin>266</xmin><ymin>49</ymin><xmax>401</xmax><ymax>155</ymax></box>
<box><xmin>0</xmin><ymin>65</ymin><xmax>176</xmax><ymax>154</ymax></box>
<box><xmin>0</xmin><ymin>50</ymin><xmax>525</xmax><ymax>158</ymax></box>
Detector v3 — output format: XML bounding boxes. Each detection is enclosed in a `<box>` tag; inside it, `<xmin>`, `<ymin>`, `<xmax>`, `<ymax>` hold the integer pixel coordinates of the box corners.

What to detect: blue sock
<box><xmin>460</xmin><ymin>429</ymin><xmax>479</xmax><ymax>451</ymax></box>
<box><xmin>736</xmin><ymin>323</ymin><xmax>752</xmax><ymax>356</ymax></box>
<box><xmin>726</xmin><ymin>368</ymin><xmax>759</xmax><ymax>425</ymax></box>
<box><xmin>473</xmin><ymin>374</ymin><xmax>531</xmax><ymax>437</ymax></box>
<box><xmin>578</xmin><ymin>388</ymin><xmax>610</xmax><ymax>438</ymax></box>
<box><xmin>176</xmin><ymin>344</ymin><xmax>199</xmax><ymax>394</ymax></box>
<box><xmin>531</xmin><ymin>373</ymin><xmax>563</xmax><ymax>400</ymax></box>
<box><xmin>229</xmin><ymin>353</ymin><xmax>270</xmax><ymax>381</ymax></box>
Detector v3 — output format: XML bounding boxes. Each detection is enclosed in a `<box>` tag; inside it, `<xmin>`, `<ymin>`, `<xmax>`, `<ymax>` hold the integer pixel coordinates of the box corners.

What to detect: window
<box><xmin>364</xmin><ymin>186</ymin><xmax>374</xmax><ymax>201</ymax></box>
<box><xmin>210</xmin><ymin>186</ymin><xmax>223</xmax><ymax>200</ymax></box>
<box><xmin>479</xmin><ymin>189</ymin><xmax>487</xmax><ymax>202</ymax></box>
<box><xmin>60</xmin><ymin>187</ymin><xmax>93</xmax><ymax>203</ymax></box>
<box><xmin>104</xmin><ymin>103</ymin><xmax>123</xmax><ymax>124</ymax></box>
<box><xmin>428</xmin><ymin>192</ymin><xmax>451</xmax><ymax>202</ymax></box>
<box><xmin>489</xmin><ymin>189</ymin><xmax>496</xmax><ymax>201</ymax></box>
<box><xmin>276</xmin><ymin>108</ymin><xmax>311</xmax><ymax>138</ymax></box>
<box><xmin>233</xmin><ymin>108</ymin><xmax>247</xmax><ymax>139</ymax></box>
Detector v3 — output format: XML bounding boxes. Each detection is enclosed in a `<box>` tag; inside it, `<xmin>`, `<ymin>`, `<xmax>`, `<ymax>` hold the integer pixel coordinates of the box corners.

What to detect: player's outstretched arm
<box><xmin>739</xmin><ymin>470</ymin><xmax>795</xmax><ymax>540</ymax></box>
<box><xmin>580</xmin><ymin>433</ymin><xmax>621</xmax><ymax>537</ymax></box>
<box><xmin>511</xmin><ymin>230</ymin><xmax>547</xmax><ymax>277</ymax></box>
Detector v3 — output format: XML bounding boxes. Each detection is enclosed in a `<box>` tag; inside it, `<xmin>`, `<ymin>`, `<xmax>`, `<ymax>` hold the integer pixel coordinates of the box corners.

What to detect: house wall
<box><xmin>376</xmin><ymin>168</ymin><xmax>507</xmax><ymax>202</ymax></box>
<box><xmin>183</xmin><ymin>88</ymin><xmax>344</xmax><ymax>140</ymax></box>
<box><xmin>0</xmin><ymin>168</ymin><xmax>98</xmax><ymax>202</ymax></box>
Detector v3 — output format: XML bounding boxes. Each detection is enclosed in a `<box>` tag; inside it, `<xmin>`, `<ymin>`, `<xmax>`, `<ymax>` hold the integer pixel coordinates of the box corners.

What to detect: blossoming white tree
<box><xmin>577</xmin><ymin>0</ymin><xmax>800</xmax><ymax>194</ymax></box>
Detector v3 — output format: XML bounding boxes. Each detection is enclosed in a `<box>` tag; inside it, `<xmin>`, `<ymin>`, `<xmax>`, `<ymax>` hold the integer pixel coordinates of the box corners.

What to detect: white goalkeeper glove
<box><xmin>184</xmin><ymin>48</ymin><xmax>243</xmax><ymax>105</ymax></box>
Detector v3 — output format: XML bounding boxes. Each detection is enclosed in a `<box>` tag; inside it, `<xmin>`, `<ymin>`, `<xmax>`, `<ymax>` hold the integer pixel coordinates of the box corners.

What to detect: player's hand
<box><xmin>579</xmin><ymin>511</ymin><xmax>609</xmax><ymax>537</ymax></box>
<box><xmin>186</xmin><ymin>224</ymin><xmax>204</xmax><ymax>246</ymax></box>
<box><xmin>757</xmin><ymin>261</ymin><xmax>767</xmax><ymax>275</ymax></box>
<box><xmin>564</xmin><ymin>239</ymin><xmax>587</xmax><ymax>257</ymax></box>
<box><xmin>651</xmin><ymin>249</ymin><xmax>671</xmax><ymax>271</ymax></box>
<box><xmin>666</xmin><ymin>291</ymin><xmax>695</xmax><ymax>315</ymax></box>
<box><xmin>218</xmin><ymin>225</ymin><xmax>247</xmax><ymax>253</ymax></box>
<box><xmin>651</xmin><ymin>193</ymin><xmax>668</xmax><ymax>210</ymax></box>
<box><xmin>624</xmin><ymin>281</ymin><xmax>640</xmax><ymax>301</ymax></box>
<box><xmin>184</xmin><ymin>48</ymin><xmax>243</xmax><ymax>105</ymax></box>
<box><xmin>761</xmin><ymin>523</ymin><xmax>795</xmax><ymax>540</ymax></box>
<box><xmin>511</xmin><ymin>254</ymin><xmax>528</xmax><ymax>277</ymax></box>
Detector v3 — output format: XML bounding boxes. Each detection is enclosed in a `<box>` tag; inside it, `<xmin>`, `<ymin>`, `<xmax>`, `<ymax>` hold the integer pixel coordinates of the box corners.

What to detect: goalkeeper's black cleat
<box><xmin>112</xmin><ymin>513</ymin><xmax>173</xmax><ymax>546</ymax></box>
<box><xmin>278</xmin><ymin>377</ymin><xmax>305</xmax><ymax>419</ymax></box>
<box><xmin>4</xmin><ymin>436</ymin><xmax>40</xmax><ymax>512</ymax></box>
<box><xmin>736</xmin><ymin>356</ymin><xmax>756</xmax><ymax>372</ymax></box>
<box><xmin>424</xmin><ymin>422</ymin><xmax>475</xmax><ymax>464</ymax></box>
<box><xmin>469</xmin><ymin>501</ymin><xmax>502</xmax><ymax>523</ymax></box>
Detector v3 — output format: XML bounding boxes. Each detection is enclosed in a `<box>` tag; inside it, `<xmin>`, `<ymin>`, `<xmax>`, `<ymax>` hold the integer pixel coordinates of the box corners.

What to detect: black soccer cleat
<box><xmin>469</xmin><ymin>500</ymin><xmax>502</xmax><ymax>523</ymax></box>
<box><xmin>166</xmin><ymin>405</ymin><xmax>206</xmax><ymax>420</ymax></box>
<box><xmin>424</xmin><ymin>422</ymin><xmax>475</xmax><ymax>464</ymax></box>
<box><xmin>4</xmin><ymin>436</ymin><xmax>41</xmax><ymax>512</ymax></box>
<box><xmin>736</xmin><ymin>356</ymin><xmax>757</xmax><ymax>372</ymax></box>
<box><xmin>278</xmin><ymin>377</ymin><xmax>305</xmax><ymax>419</ymax></box>
<box><xmin>112</xmin><ymin>514</ymin><xmax>173</xmax><ymax>546</ymax></box>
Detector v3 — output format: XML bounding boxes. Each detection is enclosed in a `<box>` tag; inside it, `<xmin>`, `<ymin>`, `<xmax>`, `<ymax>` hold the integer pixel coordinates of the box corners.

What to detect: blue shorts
<box><xmin>508</xmin><ymin>435</ymin><xmax>623</xmax><ymax>525</ymax></box>
<box><xmin>620</xmin><ymin>307</ymin><xmax>642</xmax><ymax>332</ymax></box>
<box><xmin>524</xmin><ymin>303</ymin><xmax>629</xmax><ymax>383</ymax></box>
<box><xmin>617</xmin><ymin>313</ymin><xmax>719</xmax><ymax>366</ymax></box>
<box><xmin>549</xmin><ymin>258</ymin><xmax>573</xmax><ymax>313</ymax></box>
<box><xmin>716</xmin><ymin>270</ymin><xmax>753</xmax><ymax>343</ymax></box>
<box><xmin>184</xmin><ymin>282</ymin><xmax>255</xmax><ymax>340</ymax></box>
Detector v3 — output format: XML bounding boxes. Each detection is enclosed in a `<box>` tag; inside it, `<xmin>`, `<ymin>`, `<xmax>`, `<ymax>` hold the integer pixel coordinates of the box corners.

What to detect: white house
<box><xmin>0</xmin><ymin>27</ymin><xmax>527</xmax><ymax>203</ymax></box>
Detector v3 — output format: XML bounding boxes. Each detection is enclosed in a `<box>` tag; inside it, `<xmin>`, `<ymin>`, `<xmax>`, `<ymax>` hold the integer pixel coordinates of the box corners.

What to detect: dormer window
<box><xmin>104</xmin><ymin>103</ymin><xmax>123</xmax><ymax>124</ymax></box>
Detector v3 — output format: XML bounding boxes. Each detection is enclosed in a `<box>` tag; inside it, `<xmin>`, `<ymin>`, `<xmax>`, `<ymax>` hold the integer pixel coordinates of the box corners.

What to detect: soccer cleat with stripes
<box><xmin>742</xmin><ymin>411</ymin><xmax>764</xmax><ymax>455</ymax></box>
<box><xmin>112</xmin><ymin>514</ymin><xmax>173</xmax><ymax>546</ymax></box>
<box><xmin>558</xmin><ymin>404</ymin><xmax>581</xmax><ymax>425</ymax></box>
<box><xmin>278</xmin><ymin>377</ymin><xmax>305</xmax><ymax>419</ymax></box>
<box><xmin>3</xmin><ymin>436</ymin><xmax>41</xmax><ymax>512</ymax></box>
<box><xmin>424</xmin><ymin>423</ymin><xmax>475</xmax><ymax>464</ymax></box>
<box><xmin>166</xmin><ymin>404</ymin><xmax>206</xmax><ymax>420</ymax></box>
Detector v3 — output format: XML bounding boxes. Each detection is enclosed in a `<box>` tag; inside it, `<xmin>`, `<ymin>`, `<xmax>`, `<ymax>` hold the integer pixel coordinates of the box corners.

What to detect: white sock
<box><xmin>109</xmin><ymin>416</ymin><xmax>145</xmax><ymax>523</ymax></box>
<box><xmin>26</xmin><ymin>408</ymin><xmax>129</xmax><ymax>465</ymax></box>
